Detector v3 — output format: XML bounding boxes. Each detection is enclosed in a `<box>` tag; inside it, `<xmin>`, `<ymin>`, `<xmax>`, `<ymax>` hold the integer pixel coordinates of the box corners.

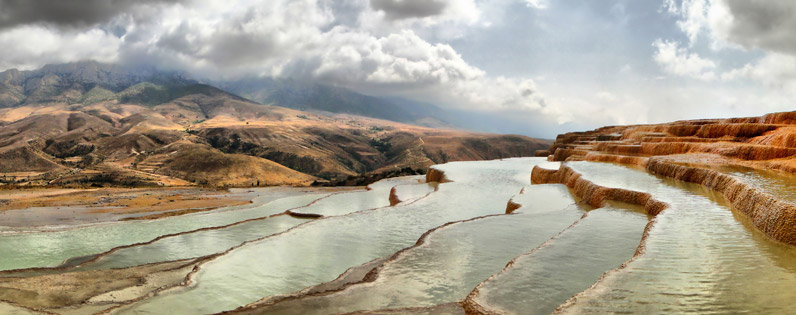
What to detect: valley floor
<box><xmin>0</xmin><ymin>186</ymin><xmax>354</xmax><ymax>227</ymax></box>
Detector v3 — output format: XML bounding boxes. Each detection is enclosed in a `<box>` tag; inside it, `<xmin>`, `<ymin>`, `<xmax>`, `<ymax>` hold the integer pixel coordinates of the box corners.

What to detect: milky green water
<box><xmin>7</xmin><ymin>158</ymin><xmax>796</xmax><ymax>314</ymax></box>
<box><xmin>249</xmin><ymin>185</ymin><xmax>586</xmax><ymax>314</ymax></box>
<box><xmin>390</xmin><ymin>181</ymin><xmax>438</xmax><ymax>203</ymax></box>
<box><xmin>0</xmin><ymin>192</ymin><xmax>332</xmax><ymax>271</ymax></box>
<box><xmin>288</xmin><ymin>177</ymin><xmax>421</xmax><ymax>217</ymax></box>
<box><xmin>120</xmin><ymin>158</ymin><xmax>547</xmax><ymax>314</ymax></box>
<box><xmin>366</xmin><ymin>175</ymin><xmax>425</xmax><ymax>191</ymax></box>
<box><xmin>74</xmin><ymin>181</ymin><xmax>433</xmax><ymax>271</ymax></box>
<box><xmin>76</xmin><ymin>215</ymin><xmax>308</xmax><ymax>271</ymax></box>
<box><xmin>477</xmin><ymin>206</ymin><xmax>648</xmax><ymax>315</ymax></box>
<box><xmin>558</xmin><ymin>161</ymin><xmax>796</xmax><ymax>313</ymax></box>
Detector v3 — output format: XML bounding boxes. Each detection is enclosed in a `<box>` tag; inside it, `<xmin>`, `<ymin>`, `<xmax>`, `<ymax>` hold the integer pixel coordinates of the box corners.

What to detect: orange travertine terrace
<box><xmin>538</xmin><ymin>110</ymin><xmax>796</xmax><ymax>245</ymax></box>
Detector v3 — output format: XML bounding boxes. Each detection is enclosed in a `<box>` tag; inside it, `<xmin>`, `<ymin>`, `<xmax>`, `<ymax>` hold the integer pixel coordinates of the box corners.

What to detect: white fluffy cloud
<box><xmin>17</xmin><ymin>0</ymin><xmax>796</xmax><ymax>137</ymax></box>
<box><xmin>0</xmin><ymin>0</ymin><xmax>588</xmax><ymax>128</ymax></box>
<box><xmin>721</xmin><ymin>53</ymin><xmax>796</xmax><ymax>89</ymax></box>
<box><xmin>524</xmin><ymin>0</ymin><xmax>548</xmax><ymax>10</ymax></box>
<box><xmin>654</xmin><ymin>0</ymin><xmax>796</xmax><ymax>124</ymax></box>
<box><xmin>658</xmin><ymin>0</ymin><xmax>796</xmax><ymax>86</ymax></box>
<box><xmin>0</xmin><ymin>25</ymin><xmax>120</xmax><ymax>70</ymax></box>
<box><xmin>652</xmin><ymin>39</ymin><xmax>716</xmax><ymax>80</ymax></box>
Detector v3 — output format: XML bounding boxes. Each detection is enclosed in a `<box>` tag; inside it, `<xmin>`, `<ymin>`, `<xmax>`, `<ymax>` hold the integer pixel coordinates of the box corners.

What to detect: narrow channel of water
<box><xmin>289</xmin><ymin>177</ymin><xmax>421</xmax><ymax>217</ymax></box>
<box><xmin>119</xmin><ymin>158</ymin><xmax>546</xmax><ymax>314</ymax></box>
<box><xmin>390</xmin><ymin>182</ymin><xmax>438</xmax><ymax>203</ymax></box>
<box><xmin>476</xmin><ymin>205</ymin><xmax>648</xmax><ymax>315</ymax></box>
<box><xmin>558</xmin><ymin>161</ymin><xmax>796</xmax><ymax>313</ymax></box>
<box><xmin>77</xmin><ymin>215</ymin><xmax>308</xmax><ymax>271</ymax></box>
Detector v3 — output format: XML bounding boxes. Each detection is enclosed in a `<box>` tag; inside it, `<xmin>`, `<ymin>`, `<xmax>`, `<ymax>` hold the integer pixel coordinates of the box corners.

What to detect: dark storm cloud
<box><xmin>369</xmin><ymin>0</ymin><xmax>447</xmax><ymax>20</ymax></box>
<box><xmin>0</xmin><ymin>0</ymin><xmax>181</xmax><ymax>29</ymax></box>
<box><xmin>723</xmin><ymin>0</ymin><xmax>796</xmax><ymax>55</ymax></box>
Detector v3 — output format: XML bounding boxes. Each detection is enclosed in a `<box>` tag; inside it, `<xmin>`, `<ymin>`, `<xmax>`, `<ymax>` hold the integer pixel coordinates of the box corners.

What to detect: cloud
<box><xmin>369</xmin><ymin>0</ymin><xmax>448</xmax><ymax>20</ymax></box>
<box><xmin>663</xmin><ymin>1</ymin><xmax>796</xmax><ymax>88</ymax></box>
<box><xmin>652</xmin><ymin>39</ymin><xmax>716</xmax><ymax>80</ymax></box>
<box><xmin>0</xmin><ymin>0</ymin><xmax>181</xmax><ymax>29</ymax></box>
<box><xmin>720</xmin><ymin>0</ymin><xmax>796</xmax><ymax>55</ymax></box>
<box><xmin>524</xmin><ymin>0</ymin><xmax>549</xmax><ymax>10</ymax></box>
<box><xmin>294</xmin><ymin>29</ymin><xmax>485</xmax><ymax>86</ymax></box>
<box><xmin>657</xmin><ymin>0</ymin><xmax>796</xmax><ymax>124</ymax></box>
<box><xmin>722</xmin><ymin>53</ymin><xmax>796</xmax><ymax>88</ymax></box>
<box><xmin>661</xmin><ymin>0</ymin><xmax>732</xmax><ymax>48</ymax></box>
<box><xmin>357</xmin><ymin>0</ymin><xmax>481</xmax><ymax>40</ymax></box>
<box><xmin>0</xmin><ymin>25</ymin><xmax>120</xmax><ymax>70</ymax></box>
<box><xmin>0</xmin><ymin>0</ymin><xmax>576</xmax><ymax>126</ymax></box>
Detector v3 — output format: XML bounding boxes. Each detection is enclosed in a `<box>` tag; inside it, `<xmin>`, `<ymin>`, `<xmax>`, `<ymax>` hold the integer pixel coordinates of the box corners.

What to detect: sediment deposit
<box><xmin>532</xmin><ymin>164</ymin><xmax>667</xmax><ymax>216</ymax></box>
<box><xmin>546</xmin><ymin>109</ymin><xmax>796</xmax><ymax>244</ymax></box>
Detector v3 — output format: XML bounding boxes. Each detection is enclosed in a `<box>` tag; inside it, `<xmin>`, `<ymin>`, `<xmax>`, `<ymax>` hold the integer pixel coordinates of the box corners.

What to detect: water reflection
<box><xmin>478</xmin><ymin>207</ymin><xmax>648</xmax><ymax>315</ymax></box>
<box><xmin>248</xmin><ymin>185</ymin><xmax>586</xmax><ymax>314</ymax></box>
<box><xmin>0</xmin><ymin>193</ymin><xmax>332</xmax><ymax>271</ymax></box>
<box><xmin>121</xmin><ymin>158</ymin><xmax>547</xmax><ymax>314</ymax></box>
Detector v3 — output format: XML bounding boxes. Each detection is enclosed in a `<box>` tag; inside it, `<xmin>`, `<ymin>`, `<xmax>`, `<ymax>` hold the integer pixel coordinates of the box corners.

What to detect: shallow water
<box><xmin>120</xmin><ymin>158</ymin><xmax>547</xmax><ymax>314</ymax></box>
<box><xmin>668</xmin><ymin>161</ymin><xmax>796</xmax><ymax>205</ymax></box>
<box><xmin>536</xmin><ymin>161</ymin><xmax>561</xmax><ymax>170</ymax></box>
<box><xmin>0</xmin><ymin>205</ymin><xmax>128</xmax><ymax>227</ymax></box>
<box><xmin>510</xmin><ymin>183</ymin><xmax>575</xmax><ymax>214</ymax></box>
<box><xmin>477</xmin><ymin>206</ymin><xmax>648</xmax><ymax>315</ymax></box>
<box><xmin>77</xmin><ymin>215</ymin><xmax>308</xmax><ymax>271</ymax></box>
<box><xmin>0</xmin><ymin>187</ymin><xmax>311</xmax><ymax>229</ymax></box>
<box><xmin>390</xmin><ymin>182</ymin><xmax>438</xmax><ymax>203</ymax></box>
<box><xmin>250</xmin><ymin>185</ymin><xmax>587</xmax><ymax>314</ymax></box>
<box><xmin>0</xmin><ymin>192</ymin><xmax>332</xmax><ymax>271</ymax></box>
<box><xmin>289</xmin><ymin>177</ymin><xmax>422</xmax><ymax>217</ymax></box>
<box><xmin>722</xmin><ymin>165</ymin><xmax>796</xmax><ymax>204</ymax></box>
<box><xmin>366</xmin><ymin>175</ymin><xmax>425</xmax><ymax>191</ymax></box>
<box><xmin>7</xmin><ymin>158</ymin><xmax>796</xmax><ymax>314</ymax></box>
<box><xmin>559</xmin><ymin>161</ymin><xmax>796</xmax><ymax>313</ymax></box>
<box><xmin>0</xmin><ymin>303</ymin><xmax>34</xmax><ymax>315</ymax></box>
<box><xmin>79</xmin><ymin>181</ymin><xmax>434</xmax><ymax>271</ymax></box>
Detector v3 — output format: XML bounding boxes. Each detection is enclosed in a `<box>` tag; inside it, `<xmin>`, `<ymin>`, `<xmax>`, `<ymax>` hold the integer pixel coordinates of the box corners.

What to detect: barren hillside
<box><xmin>0</xmin><ymin>62</ymin><xmax>551</xmax><ymax>187</ymax></box>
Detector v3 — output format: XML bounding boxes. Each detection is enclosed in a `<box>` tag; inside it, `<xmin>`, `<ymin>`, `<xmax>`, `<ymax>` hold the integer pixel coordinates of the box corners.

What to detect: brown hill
<box><xmin>0</xmin><ymin>66</ymin><xmax>550</xmax><ymax>187</ymax></box>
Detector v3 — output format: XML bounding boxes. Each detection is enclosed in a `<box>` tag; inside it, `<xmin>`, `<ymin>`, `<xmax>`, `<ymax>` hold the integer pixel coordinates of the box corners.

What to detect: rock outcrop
<box><xmin>425</xmin><ymin>167</ymin><xmax>450</xmax><ymax>183</ymax></box>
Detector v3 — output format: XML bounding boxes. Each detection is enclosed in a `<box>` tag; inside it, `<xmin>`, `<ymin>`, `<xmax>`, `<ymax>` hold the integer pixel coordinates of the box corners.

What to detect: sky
<box><xmin>1</xmin><ymin>0</ymin><xmax>795</xmax><ymax>138</ymax></box>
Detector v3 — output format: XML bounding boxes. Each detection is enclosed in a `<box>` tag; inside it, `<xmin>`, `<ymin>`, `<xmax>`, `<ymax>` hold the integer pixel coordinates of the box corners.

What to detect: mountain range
<box><xmin>0</xmin><ymin>61</ymin><xmax>551</xmax><ymax>187</ymax></box>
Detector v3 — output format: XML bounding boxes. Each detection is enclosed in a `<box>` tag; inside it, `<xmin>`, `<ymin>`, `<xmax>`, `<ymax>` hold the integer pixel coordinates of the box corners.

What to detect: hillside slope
<box><xmin>0</xmin><ymin>62</ymin><xmax>551</xmax><ymax>187</ymax></box>
<box><xmin>216</xmin><ymin>78</ymin><xmax>452</xmax><ymax>128</ymax></box>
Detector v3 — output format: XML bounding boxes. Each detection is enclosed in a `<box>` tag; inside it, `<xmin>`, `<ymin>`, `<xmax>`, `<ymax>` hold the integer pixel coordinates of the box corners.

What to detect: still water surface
<box><xmin>559</xmin><ymin>162</ymin><xmax>796</xmax><ymax>313</ymax></box>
